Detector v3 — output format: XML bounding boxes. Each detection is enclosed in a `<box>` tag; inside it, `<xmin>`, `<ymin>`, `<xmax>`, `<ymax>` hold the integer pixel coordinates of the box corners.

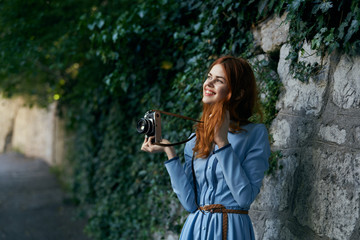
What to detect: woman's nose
<box><xmin>205</xmin><ymin>79</ymin><xmax>214</xmax><ymax>87</ymax></box>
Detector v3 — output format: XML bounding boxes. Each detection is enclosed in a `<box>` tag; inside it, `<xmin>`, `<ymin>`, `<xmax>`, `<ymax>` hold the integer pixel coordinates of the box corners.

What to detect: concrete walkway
<box><xmin>0</xmin><ymin>152</ymin><xmax>91</xmax><ymax>240</ymax></box>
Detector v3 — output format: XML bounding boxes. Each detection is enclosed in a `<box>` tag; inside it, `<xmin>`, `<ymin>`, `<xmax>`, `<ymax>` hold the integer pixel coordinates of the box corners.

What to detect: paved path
<box><xmin>0</xmin><ymin>152</ymin><xmax>91</xmax><ymax>240</ymax></box>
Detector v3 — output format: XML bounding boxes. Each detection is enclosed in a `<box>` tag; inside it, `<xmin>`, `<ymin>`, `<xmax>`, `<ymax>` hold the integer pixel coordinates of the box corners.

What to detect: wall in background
<box><xmin>0</xmin><ymin>95</ymin><xmax>64</xmax><ymax>165</ymax></box>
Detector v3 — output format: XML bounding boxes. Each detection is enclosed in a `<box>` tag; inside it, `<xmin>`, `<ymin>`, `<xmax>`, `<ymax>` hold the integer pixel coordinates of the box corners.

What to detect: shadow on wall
<box><xmin>0</xmin><ymin>94</ymin><xmax>65</xmax><ymax>165</ymax></box>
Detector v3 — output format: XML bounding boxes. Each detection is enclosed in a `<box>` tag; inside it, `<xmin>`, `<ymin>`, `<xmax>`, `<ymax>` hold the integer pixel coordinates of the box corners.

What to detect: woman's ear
<box><xmin>226</xmin><ymin>91</ymin><xmax>232</xmax><ymax>101</ymax></box>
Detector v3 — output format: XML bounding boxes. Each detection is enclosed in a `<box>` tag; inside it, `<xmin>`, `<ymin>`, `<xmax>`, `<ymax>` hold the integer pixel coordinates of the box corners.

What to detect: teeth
<box><xmin>205</xmin><ymin>90</ymin><xmax>215</xmax><ymax>95</ymax></box>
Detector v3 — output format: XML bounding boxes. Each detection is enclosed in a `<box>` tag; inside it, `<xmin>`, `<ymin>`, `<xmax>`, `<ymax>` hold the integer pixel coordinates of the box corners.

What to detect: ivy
<box><xmin>286</xmin><ymin>0</ymin><xmax>360</xmax><ymax>82</ymax></box>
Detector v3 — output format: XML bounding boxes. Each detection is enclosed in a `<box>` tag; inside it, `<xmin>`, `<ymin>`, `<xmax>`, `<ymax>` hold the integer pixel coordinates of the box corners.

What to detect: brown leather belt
<box><xmin>198</xmin><ymin>204</ymin><xmax>248</xmax><ymax>240</ymax></box>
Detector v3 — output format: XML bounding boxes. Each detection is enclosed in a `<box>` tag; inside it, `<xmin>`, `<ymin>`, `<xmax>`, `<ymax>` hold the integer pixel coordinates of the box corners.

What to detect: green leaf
<box><xmin>289</xmin><ymin>0</ymin><xmax>305</xmax><ymax>11</ymax></box>
<box><xmin>344</xmin><ymin>19</ymin><xmax>359</xmax><ymax>43</ymax></box>
<box><xmin>319</xmin><ymin>1</ymin><xmax>333</xmax><ymax>13</ymax></box>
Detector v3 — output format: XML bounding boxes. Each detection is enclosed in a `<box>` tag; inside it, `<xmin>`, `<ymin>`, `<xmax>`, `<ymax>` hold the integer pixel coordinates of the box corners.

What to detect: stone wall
<box><xmin>0</xmin><ymin>95</ymin><xmax>64</xmax><ymax>165</ymax></box>
<box><xmin>250</xmin><ymin>14</ymin><xmax>360</xmax><ymax>240</ymax></box>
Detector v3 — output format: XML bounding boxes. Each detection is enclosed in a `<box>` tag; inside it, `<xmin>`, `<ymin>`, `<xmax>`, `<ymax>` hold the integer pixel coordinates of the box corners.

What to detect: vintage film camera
<box><xmin>136</xmin><ymin>110</ymin><xmax>162</xmax><ymax>143</ymax></box>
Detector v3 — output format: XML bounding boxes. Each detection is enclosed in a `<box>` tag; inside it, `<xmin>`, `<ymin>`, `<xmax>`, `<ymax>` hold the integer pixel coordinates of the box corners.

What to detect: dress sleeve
<box><xmin>164</xmin><ymin>141</ymin><xmax>198</xmax><ymax>213</ymax></box>
<box><xmin>214</xmin><ymin>124</ymin><xmax>270</xmax><ymax>209</ymax></box>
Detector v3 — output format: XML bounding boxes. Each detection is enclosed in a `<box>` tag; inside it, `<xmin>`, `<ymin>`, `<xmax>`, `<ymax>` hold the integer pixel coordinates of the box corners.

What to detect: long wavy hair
<box><xmin>193</xmin><ymin>56</ymin><xmax>262</xmax><ymax>158</ymax></box>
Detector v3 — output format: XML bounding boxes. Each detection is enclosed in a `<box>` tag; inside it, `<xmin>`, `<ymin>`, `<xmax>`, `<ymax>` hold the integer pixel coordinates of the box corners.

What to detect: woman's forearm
<box><xmin>164</xmin><ymin>146</ymin><xmax>176</xmax><ymax>159</ymax></box>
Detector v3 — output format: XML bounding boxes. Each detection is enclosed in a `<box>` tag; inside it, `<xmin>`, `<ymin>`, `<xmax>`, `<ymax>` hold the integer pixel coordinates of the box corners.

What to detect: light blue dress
<box><xmin>164</xmin><ymin>123</ymin><xmax>270</xmax><ymax>240</ymax></box>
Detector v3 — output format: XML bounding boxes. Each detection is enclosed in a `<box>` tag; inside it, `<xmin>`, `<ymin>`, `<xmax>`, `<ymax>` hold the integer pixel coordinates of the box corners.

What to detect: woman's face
<box><xmin>202</xmin><ymin>64</ymin><xmax>229</xmax><ymax>104</ymax></box>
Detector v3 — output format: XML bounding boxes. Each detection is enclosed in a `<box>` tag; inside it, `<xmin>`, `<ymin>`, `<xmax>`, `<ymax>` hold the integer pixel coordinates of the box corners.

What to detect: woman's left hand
<box><xmin>214</xmin><ymin>110</ymin><xmax>230</xmax><ymax>148</ymax></box>
<box><xmin>141</xmin><ymin>136</ymin><xmax>176</xmax><ymax>159</ymax></box>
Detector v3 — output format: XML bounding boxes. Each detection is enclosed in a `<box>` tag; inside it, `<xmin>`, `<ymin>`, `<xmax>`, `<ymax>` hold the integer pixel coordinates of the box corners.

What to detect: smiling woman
<box><xmin>194</xmin><ymin>56</ymin><xmax>262</xmax><ymax>159</ymax></box>
<box><xmin>141</xmin><ymin>55</ymin><xmax>270</xmax><ymax>240</ymax></box>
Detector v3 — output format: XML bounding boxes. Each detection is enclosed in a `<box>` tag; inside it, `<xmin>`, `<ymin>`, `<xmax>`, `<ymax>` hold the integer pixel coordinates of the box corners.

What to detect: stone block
<box><xmin>253</xmin><ymin>154</ymin><xmax>298</xmax><ymax>212</ymax></box>
<box><xmin>333</xmin><ymin>55</ymin><xmax>360</xmax><ymax>109</ymax></box>
<box><xmin>252</xmin><ymin>13</ymin><xmax>290</xmax><ymax>53</ymax></box>
<box><xmin>276</xmin><ymin>44</ymin><xmax>330</xmax><ymax>116</ymax></box>
<box><xmin>271</xmin><ymin>113</ymin><xmax>317</xmax><ymax>148</ymax></box>
<box><xmin>318</xmin><ymin>124</ymin><xmax>347</xmax><ymax>145</ymax></box>
<box><xmin>270</xmin><ymin>118</ymin><xmax>291</xmax><ymax>148</ymax></box>
<box><xmin>293</xmin><ymin>147</ymin><xmax>359</xmax><ymax>239</ymax></box>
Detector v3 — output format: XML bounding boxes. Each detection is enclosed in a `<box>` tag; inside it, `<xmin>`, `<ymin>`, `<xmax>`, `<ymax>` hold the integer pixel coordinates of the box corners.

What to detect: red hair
<box><xmin>193</xmin><ymin>56</ymin><xmax>262</xmax><ymax>158</ymax></box>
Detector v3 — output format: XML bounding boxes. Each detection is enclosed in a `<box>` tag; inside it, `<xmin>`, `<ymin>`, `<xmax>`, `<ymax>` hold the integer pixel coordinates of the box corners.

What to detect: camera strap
<box><xmin>151</xmin><ymin>109</ymin><xmax>203</xmax><ymax>147</ymax></box>
<box><xmin>152</xmin><ymin>109</ymin><xmax>203</xmax><ymax>123</ymax></box>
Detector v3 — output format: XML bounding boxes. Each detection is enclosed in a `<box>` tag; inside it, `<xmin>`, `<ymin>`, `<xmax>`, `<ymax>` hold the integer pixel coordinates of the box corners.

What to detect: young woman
<box><xmin>141</xmin><ymin>56</ymin><xmax>270</xmax><ymax>240</ymax></box>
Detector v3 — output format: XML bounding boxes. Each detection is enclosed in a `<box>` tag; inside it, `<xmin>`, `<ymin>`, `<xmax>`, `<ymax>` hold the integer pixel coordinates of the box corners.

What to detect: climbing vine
<box><xmin>0</xmin><ymin>0</ymin><xmax>359</xmax><ymax>239</ymax></box>
<box><xmin>286</xmin><ymin>0</ymin><xmax>360</xmax><ymax>82</ymax></box>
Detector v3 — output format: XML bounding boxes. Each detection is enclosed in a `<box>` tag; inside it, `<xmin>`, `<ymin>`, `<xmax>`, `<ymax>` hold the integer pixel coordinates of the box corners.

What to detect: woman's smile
<box><xmin>204</xmin><ymin>88</ymin><xmax>216</xmax><ymax>96</ymax></box>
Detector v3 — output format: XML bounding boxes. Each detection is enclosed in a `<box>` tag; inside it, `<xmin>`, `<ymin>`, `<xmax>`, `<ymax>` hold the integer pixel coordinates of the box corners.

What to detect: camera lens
<box><xmin>137</xmin><ymin>118</ymin><xmax>149</xmax><ymax>134</ymax></box>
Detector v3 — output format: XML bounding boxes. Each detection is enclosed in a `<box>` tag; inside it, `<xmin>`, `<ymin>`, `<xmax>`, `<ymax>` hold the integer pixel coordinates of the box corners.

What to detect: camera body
<box><xmin>137</xmin><ymin>110</ymin><xmax>162</xmax><ymax>143</ymax></box>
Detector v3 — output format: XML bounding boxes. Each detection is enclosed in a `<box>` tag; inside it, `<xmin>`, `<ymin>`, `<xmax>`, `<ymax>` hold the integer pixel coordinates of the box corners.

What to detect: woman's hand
<box><xmin>141</xmin><ymin>136</ymin><xmax>176</xmax><ymax>159</ymax></box>
<box><xmin>214</xmin><ymin>110</ymin><xmax>230</xmax><ymax>148</ymax></box>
